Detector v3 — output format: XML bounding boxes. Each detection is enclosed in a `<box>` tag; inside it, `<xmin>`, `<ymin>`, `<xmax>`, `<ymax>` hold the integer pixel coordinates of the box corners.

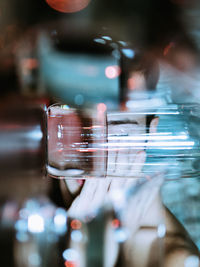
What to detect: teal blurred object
<box><xmin>157</xmin><ymin>103</ymin><xmax>200</xmax><ymax>250</ymax></box>
<box><xmin>37</xmin><ymin>31</ymin><xmax>121</xmax><ymax>109</ymax></box>
<box><xmin>141</xmin><ymin>103</ymin><xmax>200</xmax><ymax>180</ymax></box>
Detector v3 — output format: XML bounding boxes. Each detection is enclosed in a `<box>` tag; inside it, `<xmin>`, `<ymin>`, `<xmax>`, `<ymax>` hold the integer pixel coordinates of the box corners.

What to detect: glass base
<box><xmin>46</xmin><ymin>165</ymin><xmax>85</xmax><ymax>178</ymax></box>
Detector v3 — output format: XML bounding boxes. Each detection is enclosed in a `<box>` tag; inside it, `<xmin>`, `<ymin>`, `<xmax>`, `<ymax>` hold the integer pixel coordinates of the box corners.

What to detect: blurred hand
<box><xmin>68</xmin><ymin>179</ymin><xmax>111</xmax><ymax>220</ymax></box>
<box><xmin>67</xmin><ymin>150</ymin><xmax>146</xmax><ymax>218</ymax></box>
<box><xmin>67</xmin><ymin>117</ymin><xmax>159</xmax><ymax>222</ymax></box>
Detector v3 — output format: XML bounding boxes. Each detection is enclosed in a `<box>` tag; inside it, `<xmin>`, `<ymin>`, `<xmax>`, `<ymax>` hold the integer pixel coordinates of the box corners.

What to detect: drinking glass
<box><xmin>47</xmin><ymin>104</ymin><xmax>107</xmax><ymax>179</ymax></box>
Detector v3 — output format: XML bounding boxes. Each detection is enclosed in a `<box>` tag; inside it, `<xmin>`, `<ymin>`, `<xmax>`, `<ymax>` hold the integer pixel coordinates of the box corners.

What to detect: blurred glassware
<box><xmin>37</xmin><ymin>25</ymin><xmax>122</xmax><ymax>109</ymax></box>
<box><xmin>13</xmin><ymin>198</ymin><xmax>67</xmax><ymax>267</ymax></box>
<box><xmin>14</xmin><ymin>22</ymin><xmax>121</xmax><ymax>109</ymax></box>
<box><xmin>0</xmin><ymin>197</ymin><xmax>68</xmax><ymax>267</ymax></box>
<box><xmin>46</xmin><ymin>100</ymin><xmax>200</xmax><ymax>180</ymax></box>
<box><xmin>144</xmin><ymin>103</ymin><xmax>200</xmax><ymax>180</ymax></box>
<box><xmin>0</xmin><ymin>197</ymin><xmax>89</xmax><ymax>267</ymax></box>
<box><xmin>47</xmin><ymin>103</ymin><xmax>107</xmax><ymax>179</ymax></box>
<box><xmin>16</xmin><ymin>19</ymin><xmax>154</xmax><ymax>110</ymax></box>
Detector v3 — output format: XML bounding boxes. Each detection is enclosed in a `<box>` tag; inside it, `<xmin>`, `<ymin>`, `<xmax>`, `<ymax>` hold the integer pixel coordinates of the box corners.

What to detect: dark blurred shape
<box><xmin>1</xmin><ymin>0</ymin><xmax>197</xmax><ymax>52</ymax></box>
<box><xmin>0</xmin><ymin>0</ymin><xmax>198</xmax><ymax>101</ymax></box>
<box><xmin>90</xmin><ymin>0</ymin><xmax>196</xmax><ymax>50</ymax></box>
<box><xmin>38</xmin><ymin>22</ymin><xmax>121</xmax><ymax>108</ymax></box>
<box><xmin>0</xmin><ymin>99</ymin><xmax>46</xmax><ymax>177</ymax></box>
<box><xmin>163</xmin><ymin>39</ymin><xmax>198</xmax><ymax>71</ymax></box>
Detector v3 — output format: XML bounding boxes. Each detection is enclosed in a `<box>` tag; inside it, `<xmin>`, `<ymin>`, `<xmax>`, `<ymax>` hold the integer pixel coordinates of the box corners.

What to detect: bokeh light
<box><xmin>63</xmin><ymin>248</ymin><xmax>79</xmax><ymax>262</ymax></box>
<box><xmin>111</xmin><ymin>219</ymin><xmax>120</xmax><ymax>229</ymax></box>
<box><xmin>45</xmin><ymin>0</ymin><xmax>91</xmax><ymax>13</ymax></box>
<box><xmin>97</xmin><ymin>103</ymin><xmax>107</xmax><ymax>113</ymax></box>
<box><xmin>114</xmin><ymin>227</ymin><xmax>128</xmax><ymax>243</ymax></box>
<box><xmin>121</xmin><ymin>48</ymin><xmax>135</xmax><ymax>59</ymax></box>
<box><xmin>54</xmin><ymin>209</ymin><xmax>67</xmax><ymax>226</ymax></box>
<box><xmin>15</xmin><ymin>219</ymin><xmax>28</xmax><ymax>232</ymax></box>
<box><xmin>65</xmin><ymin>261</ymin><xmax>77</xmax><ymax>267</ymax></box>
<box><xmin>54</xmin><ymin>208</ymin><xmax>67</xmax><ymax>234</ymax></box>
<box><xmin>71</xmin><ymin>219</ymin><xmax>82</xmax><ymax>230</ymax></box>
<box><xmin>28</xmin><ymin>214</ymin><xmax>44</xmax><ymax>233</ymax></box>
<box><xmin>71</xmin><ymin>230</ymin><xmax>83</xmax><ymax>242</ymax></box>
<box><xmin>105</xmin><ymin>65</ymin><xmax>121</xmax><ymax>79</ymax></box>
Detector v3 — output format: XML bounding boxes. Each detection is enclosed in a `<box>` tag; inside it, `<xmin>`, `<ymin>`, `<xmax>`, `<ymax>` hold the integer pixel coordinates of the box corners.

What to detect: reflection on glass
<box><xmin>47</xmin><ymin>104</ymin><xmax>107</xmax><ymax>179</ymax></box>
<box><xmin>47</xmin><ymin>102</ymin><xmax>200</xmax><ymax>180</ymax></box>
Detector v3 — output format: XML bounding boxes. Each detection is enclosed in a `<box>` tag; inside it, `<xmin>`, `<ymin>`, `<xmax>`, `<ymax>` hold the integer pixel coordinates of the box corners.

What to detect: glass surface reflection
<box><xmin>47</xmin><ymin>104</ymin><xmax>107</xmax><ymax>179</ymax></box>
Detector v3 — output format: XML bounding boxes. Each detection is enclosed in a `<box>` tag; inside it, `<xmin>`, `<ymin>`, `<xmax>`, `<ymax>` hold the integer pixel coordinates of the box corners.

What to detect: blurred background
<box><xmin>0</xmin><ymin>0</ymin><xmax>200</xmax><ymax>98</ymax></box>
<box><xmin>1</xmin><ymin>0</ymin><xmax>200</xmax><ymax>266</ymax></box>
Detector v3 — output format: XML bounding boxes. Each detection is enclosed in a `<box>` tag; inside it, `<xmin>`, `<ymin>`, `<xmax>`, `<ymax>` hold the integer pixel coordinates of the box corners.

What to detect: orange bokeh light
<box><xmin>111</xmin><ymin>219</ymin><xmax>120</xmax><ymax>229</ymax></box>
<box><xmin>71</xmin><ymin>219</ymin><xmax>82</xmax><ymax>230</ymax></box>
<box><xmin>65</xmin><ymin>261</ymin><xmax>77</xmax><ymax>267</ymax></box>
<box><xmin>45</xmin><ymin>0</ymin><xmax>91</xmax><ymax>13</ymax></box>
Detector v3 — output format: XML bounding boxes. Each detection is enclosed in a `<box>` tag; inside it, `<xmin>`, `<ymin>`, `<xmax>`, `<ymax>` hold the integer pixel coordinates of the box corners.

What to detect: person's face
<box><xmin>106</xmin><ymin>112</ymin><xmax>147</xmax><ymax>177</ymax></box>
<box><xmin>64</xmin><ymin>112</ymin><xmax>148</xmax><ymax>195</ymax></box>
<box><xmin>64</xmin><ymin>71</ymin><xmax>158</xmax><ymax>195</ymax></box>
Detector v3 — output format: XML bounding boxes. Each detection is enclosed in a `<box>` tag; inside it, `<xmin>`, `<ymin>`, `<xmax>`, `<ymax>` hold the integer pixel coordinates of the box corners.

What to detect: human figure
<box><xmin>48</xmin><ymin>53</ymin><xmax>200</xmax><ymax>267</ymax></box>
